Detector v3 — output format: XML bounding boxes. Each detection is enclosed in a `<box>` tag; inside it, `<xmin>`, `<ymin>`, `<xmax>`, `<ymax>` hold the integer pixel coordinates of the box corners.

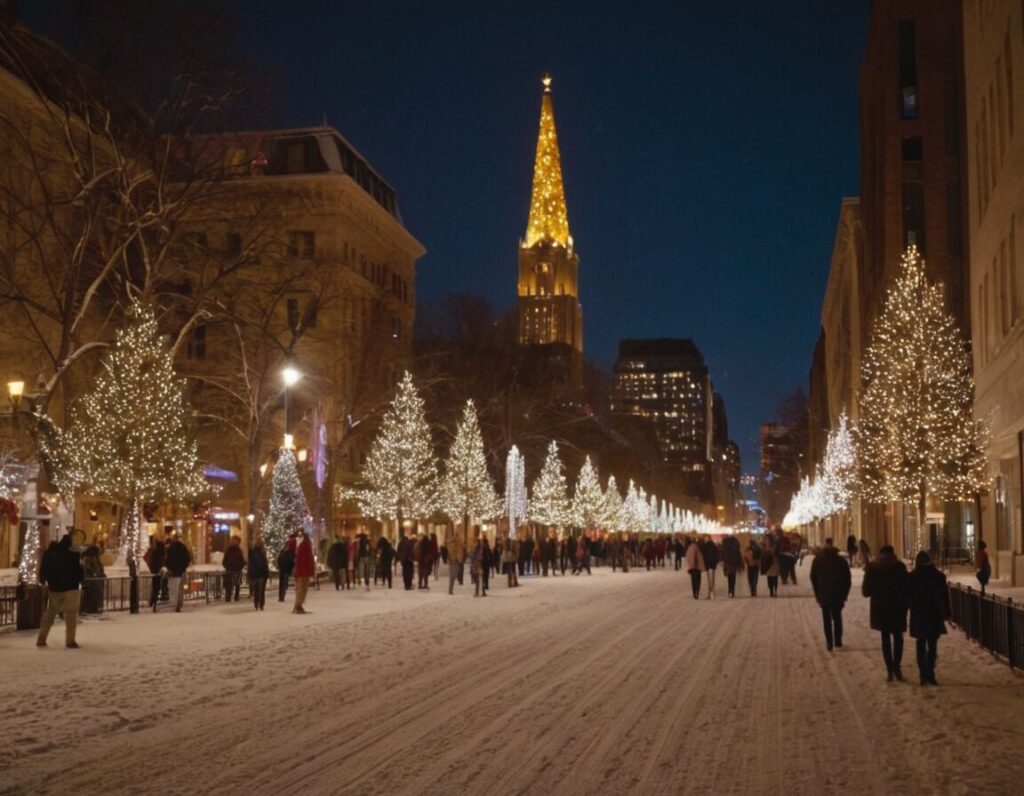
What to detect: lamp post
<box><xmin>7</xmin><ymin>379</ymin><xmax>24</xmax><ymax>423</ymax></box>
<box><xmin>281</xmin><ymin>363</ymin><xmax>301</xmax><ymax>448</ymax></box>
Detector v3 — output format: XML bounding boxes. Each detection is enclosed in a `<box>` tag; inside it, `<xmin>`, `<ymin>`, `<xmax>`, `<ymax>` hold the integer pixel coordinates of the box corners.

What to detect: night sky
<box><xmin>27</xmin><ymin>0</ymin><xmax>869</xmax><ymax>475</ymax></box>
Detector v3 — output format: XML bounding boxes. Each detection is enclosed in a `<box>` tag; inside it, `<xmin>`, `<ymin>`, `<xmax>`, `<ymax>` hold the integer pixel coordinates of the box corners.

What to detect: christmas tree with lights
<box><xmin>440</xmin><ymin>400</ymin><xmax>501</xmax><ymax>536</ymax></box>
<box><xmin>599</xmin><ymin>475</ymin><xmax>624</xmax><ymax>532</ymax></box>
<box><xmin>64</xmin><ymin>302</ymin><xmax>206</xmax><ymax>566</ymax></box>
<box><xmin>354</xmin><ymin>371</ymin><xmax>437</xmax><ymax>534</ymax></box>
<box><xmin>571</xmin><ymin>455</ymin><xmax>604</xmax><ymax>531</ymax></box>
<box><xmin>530</xmin><ymin>440</ymin><xmax>569</xmax><ymax>533</ymax></box>
<box><xmin>504</xmin><ymin>445</ymin><xmax>528</xmax><ymax>539</ymax></box>
<box><xmin>262</xmin><ymin>447</ymin><xmax>310</xmax><ymax>555</ymax></box>
<box><xmin>857</xmin><ymin>246</ymin><xmax>987</xmax><ymax>545</ymax></box>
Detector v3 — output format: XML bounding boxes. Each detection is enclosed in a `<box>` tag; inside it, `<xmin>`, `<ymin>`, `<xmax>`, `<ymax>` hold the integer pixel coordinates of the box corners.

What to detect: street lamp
<box><xmin>281</xmin><ymin>363</ymin><xmax>301</xmax><ymax>446</ymax></box>
<box><xmin>7</xmin><ymin>379</ymin><xmax>24</xmax><ymax>413</ymax></box>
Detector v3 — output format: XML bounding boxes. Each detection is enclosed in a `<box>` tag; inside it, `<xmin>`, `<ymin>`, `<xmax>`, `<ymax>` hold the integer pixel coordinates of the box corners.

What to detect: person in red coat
<box><xmin>292</xmin><ymin>531</ymin><xmax>316</xmax><ymax>614</ymax></box>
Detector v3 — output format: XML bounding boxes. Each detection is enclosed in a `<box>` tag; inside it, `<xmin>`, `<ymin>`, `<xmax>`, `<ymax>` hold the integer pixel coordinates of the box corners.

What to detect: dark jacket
<box><xmin>277</xmin><ymin>542</ymin><xmax>295</xmax><ymax>573</ymax></box>
<box><xmin>327</xmin><ymin>541</ymin><xmax>348</xmax><ymax>569</ymax></box>
<box><xmin>908</xmin><ymin>564</ymin><xmax>950</xmax><ymax>639</ymax></box>
<box><xmin>248</xmin><ymin>546</ymin><xmax>270</xmax><ymax>578</ymax></box>
<box><xmin>701</xmin><ymin>541</ymin><xmax>720</xmax><ymax>570</ymax></box>
<box><xmin>720</xmin><ymin>536</ymin><xmax>744</xmax><ymax>574</ymax></box>
<box><xmin>810</xmin><ymin>546</ymin><xmax>851</xmax><ymax>607</ymax></box>
<box><xmin>377</xmin><ymin>537</ymin><xmax>394</xmax><ymax>565</ymax></box>
<box><xmin>222</xmin><ymin>545</ymin><xmax>245</xmax><ymax>573</ymax></box>
<box><xmin>145</xmin><ymin>541</ymin><xmax>165</xmax><ymax>574</ymax></box>
<box><xmin>39</xmin><ymin>536</ymin><xmax>83</xmax><ymax>592</ymax></box>
<box><xmin>165</xmin><ymin>540</ymin><xmax>192</xmax><ymax>576</ymax></box>
<box><xmin>861</xmin><ymin>552</ymin><xmax>908</xmax><ymax>632</ymax></box>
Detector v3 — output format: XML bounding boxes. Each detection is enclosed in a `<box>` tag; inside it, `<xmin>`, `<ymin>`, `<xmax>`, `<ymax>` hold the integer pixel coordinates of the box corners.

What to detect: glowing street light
<box><xmin>281</xmin><ymin>362</ymin><xmax>302</xmax><ymax>445</ymax></box>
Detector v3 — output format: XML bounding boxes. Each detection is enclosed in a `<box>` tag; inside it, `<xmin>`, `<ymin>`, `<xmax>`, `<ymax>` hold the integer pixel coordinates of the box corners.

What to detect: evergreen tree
<box><xmin>440</xmin><ymin>399</ymin><xmax>501</xmax><ymax>535</ymax></box>
<box><xmin>63</xmin><ymin>302</ymin><xmax>206</xmax><ymax>565</ymax></box>
<box><xmin>354</xmin><ymin>371</ymin><xmax>437</xmax><ymax>533</ymax></box>
<box><xmin>504</xmin><ymin>445</ymin><xmax>529</xmax><ymax>539</ymax></box>
<box><xmin>571</xmin><ymin>456</ymin><xmax>604</xmax><ymax>531</ymax></box>
<box><xmin>599</xmin><ymin>475</ymin><xmax>624</xmax><ymax>532</ymax></box>
<box><xmin>262</xmin><ymin>447</ymin><xmax>310</xmax><ymax>554</ymax></box>
<box><xmin>857</xmin><ymin>246</ymin><xmax>987</xmax><ymax>546</ymax></box>
<box><xmin>530</xmin><ymin>440</ymin><xmax>569</xmax><ymax>532</ymax></box>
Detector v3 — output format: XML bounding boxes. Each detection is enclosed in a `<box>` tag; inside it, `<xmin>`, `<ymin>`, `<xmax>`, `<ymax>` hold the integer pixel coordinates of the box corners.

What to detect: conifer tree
<box><xmin>530</xmin><ymin>440</ymin><xmax>569</xmax><ymax>532</ymax></box>
<box><xmin>571</xmin><ymin>456</ymin><xmax>604</xmax><ymax>531</ymax></box>
<box><xmin>599</xmin><ymin>475</ymin><xmax>624</xmax><ymax>532</ymax></box>
<box><xmin>63</xmin><ymin>302</ymin><xmax>206</xmax><ymax>566</ymax></box>
<box><xmin>262</xmin><ymin>447</ymin><xmax>310</xmax><ymax>554</ymax></box>
<box><xmin>354</xmin><ymin>371</ymin><xmax>437</xmax><ymax>535</ymax></box>
<box><xmin>857</xmin><ymin>246</ymin><xmax>987</xmax><ymax>546</ymax></box>
<box><xmin>504</xmin><ymin>445</ymin><xmax>529</xmax><ymax>539</ymax></box>
<box><xmin>440</xmin><ymin>400</ymin><xmax>501</xmax><ymax>536</ymax></box>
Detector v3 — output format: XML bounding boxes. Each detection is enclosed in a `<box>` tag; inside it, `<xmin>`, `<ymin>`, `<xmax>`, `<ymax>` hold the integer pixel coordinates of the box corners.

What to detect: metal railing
<box><xmin>1</xmin><ymin>570</ymin><xmax>329</xmax><ymax>628</ymax></box>
<box><xmin>947</xmin><ymin>582</ymin><xmax>1024</xmax><ymax>670</ymax></box>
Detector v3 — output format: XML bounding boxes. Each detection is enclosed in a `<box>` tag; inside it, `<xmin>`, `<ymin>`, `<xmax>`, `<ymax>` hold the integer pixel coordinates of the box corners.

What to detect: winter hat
<box><xmin>914</xmin><ymin>550</ymin><xmax>932</xmax><ymax>568</ymax></box>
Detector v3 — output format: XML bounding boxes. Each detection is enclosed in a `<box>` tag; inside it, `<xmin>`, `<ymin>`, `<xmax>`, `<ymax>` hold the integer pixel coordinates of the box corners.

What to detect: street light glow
<box><xmin>282</xmin><ymin>365</ymin><xmax>301</xmax><ymax>387</ymax></box>
<box><xmin>7</xmin><ymin>380</ymin><xmax>24</xmax><ymax>399</ymax></box>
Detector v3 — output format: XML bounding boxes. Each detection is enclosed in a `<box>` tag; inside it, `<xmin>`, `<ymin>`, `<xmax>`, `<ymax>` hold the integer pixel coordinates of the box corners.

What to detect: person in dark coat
<box><xmin>164</xmin><ymin>533</ymin><xmax>192</xmax><ymax>612</ymax></box>
<box><xmin>809</xmin><ymin>538</ymin><xmax>851</xmax><ymax>651</ymax></box>
<box><xmin>908</xmin><ymin>550</ymin><xmax>951</xmax><ymax>686</ymax></box>
<box><xmin>701</xmin><ymin>537</ymin><xmax>720</xmax><ymax>598</ymax></box>
<box><xmin>720</xmin><ymin>536</ymin><xmax>745</xmax><ymax>598</ymax></box>
<box><xmin>862</xmin><ymin>544</ymin><xmax>908</xmax><ymax>681</ymax></box>
<box><xmin>222</xmin><ymin>535</ymin><xmax>245</xmax><ymax>601</ymax></box>
<box><xmin>145</xmin><ymin>535</ymin><xmax>166</xmax><ymax>609</ymax></box>
<box><xmin>376</xmin><ymin>536</ymin><xmax>394</xmax><ymax>589</ymax></box>
<box><xmin>81</xmin><ymin>544</ymin><xmax>106</xmax><ymax>614</ymax></box>
<box><xmin>248</xmin><ymin>541</ymin><xmax>270</xmax><ymax>610</ymax></box>
<box><xmin>846</xmin><ymin>534</ymin><xmax>858</xmax><ymax>566</ymax></box>
<box><xmin>326</xmin><ymin>536</ymin><xmax>348</xmax><ymax>590</ymax></box>
<box><xmin>975</xmin><ymin>540</ymin><xmax>991</xmax><ymax>595</ymax></box>
<box><xmin>397</xmin><ymin>532</ymin><xmax>415</xmax><ymax>590</ymax></box>
<box><xmin>36</xmin><ymin>534</ymin><xmax>84</xmax><ymax>648</ymax></box>
<box><xmin>277</xmin><ymin>535</ymin><xmax>296</xmax><ymax>602</ymax></box>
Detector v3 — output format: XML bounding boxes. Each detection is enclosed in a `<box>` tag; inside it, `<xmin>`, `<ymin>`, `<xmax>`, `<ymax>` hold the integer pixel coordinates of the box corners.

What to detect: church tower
<box><xmin>517</xmin><ymin>74</ymin><xmax>583</xmax><ymax>387</ymax></box>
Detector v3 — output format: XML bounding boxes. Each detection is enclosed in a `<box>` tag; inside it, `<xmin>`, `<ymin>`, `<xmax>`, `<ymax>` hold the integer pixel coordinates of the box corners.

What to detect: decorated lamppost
<box><xmin>281</xmin><ymin>363</ymin><xmax>301</xmax><ymax>449</ymax></box>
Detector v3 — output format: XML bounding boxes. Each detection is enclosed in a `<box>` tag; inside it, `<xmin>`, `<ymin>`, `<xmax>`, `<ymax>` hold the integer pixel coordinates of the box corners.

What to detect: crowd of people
<box><xmin>28</xmin><ymin>524</ymin><xmax>962</xmax><ymax>687</ymax></box>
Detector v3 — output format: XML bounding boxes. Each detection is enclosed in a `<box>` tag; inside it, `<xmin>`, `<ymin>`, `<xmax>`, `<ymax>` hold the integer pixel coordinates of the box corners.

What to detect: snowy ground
<box><xmin>1</xmin><ymin>560</ymin><xmax>1023</xmax><ymax>796</ymax></box>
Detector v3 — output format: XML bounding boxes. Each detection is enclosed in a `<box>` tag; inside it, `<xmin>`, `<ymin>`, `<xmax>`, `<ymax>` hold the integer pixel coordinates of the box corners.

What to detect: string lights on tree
<box><xmin>262</xmin><ymin>447</ymin><xmax>310</xmax><ymax>555</ymax></box>
<box><xmin>504</xmin><ymin>445</ymin><xmax>528</xmax><ymax>539</ymax></box>
<box><xmin>17</xmin><ymin>520</ymin><xmax>40</xmax><ymax>585</ymax></box>
<box><xmin>856</xmin><ymin>246</ymin><xmax>988</xmax><ymax>545</ymax></box>
<box><xmin>599</xmin><ymin>475</ymin><xmax>624</xmax><ymax>533</ymax></box>
<box><xmin>440</xmin><ymin>399</ymin><xmax>501</xmax><ymax>537</ymax></box>
<box><xmin>571</xmin><ymin>455</ymin><xmax>604</xmax><ymax>531</ymax></box>
<box><xmin>530</xmin><ymin>440</ymin><xmax>570</xmax><ymax>534</ymax></box>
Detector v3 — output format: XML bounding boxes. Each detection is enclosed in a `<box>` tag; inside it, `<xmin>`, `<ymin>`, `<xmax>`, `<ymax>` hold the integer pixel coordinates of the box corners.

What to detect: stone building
<box><xmin>516</xmin><ymin>75</ymin><xmax>583</xmax><ymax>388</ymax></box>
<box><xmin>963</xmin><ymin>0</ymin><xmax>1024</xmax><ymax>583</ymax></box>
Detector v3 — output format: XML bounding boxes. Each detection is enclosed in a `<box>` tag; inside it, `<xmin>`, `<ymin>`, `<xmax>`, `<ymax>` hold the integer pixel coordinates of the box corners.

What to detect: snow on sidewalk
<box><xmin>1</xmin><ymin>563</ymin><xmax>1022</xmax><ymax>796</ymax></box>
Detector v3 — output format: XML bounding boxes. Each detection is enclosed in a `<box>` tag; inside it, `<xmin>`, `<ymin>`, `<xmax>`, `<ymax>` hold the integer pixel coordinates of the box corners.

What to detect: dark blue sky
<box><xmin>245</xmin><ymin>1</ymin><xmax>869</xmax><ymax>474</ymax></box>
<box><xmin>30</xmin><ymin>0</ymin><xmax>869</xmax><ymax>474</ymax></box>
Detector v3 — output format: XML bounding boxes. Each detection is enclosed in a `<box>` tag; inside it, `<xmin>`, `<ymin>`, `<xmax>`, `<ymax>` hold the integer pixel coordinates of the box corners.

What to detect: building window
<box><xmin>287</xmin><ymin>230</ymin><xmax>315</xmax><ymax>259</ymax></box>
<box><xmin>186</xmin><ymin>324</ymin><xmax>207</xmax><ymax>360</ymax></box>
<box><xmin>287</xmin><ymin>298</ymin><xmax>299</xmax><ymax>333</ymax></box>
<box><xmin>899</xmin><ymin>20</ymin><xmax>918</xmax><ymax>118</ymax></box>
<box><xmin>902</xmin><ymin>183</ymin><xmax>924</xmax><ymax>249</ymax></box>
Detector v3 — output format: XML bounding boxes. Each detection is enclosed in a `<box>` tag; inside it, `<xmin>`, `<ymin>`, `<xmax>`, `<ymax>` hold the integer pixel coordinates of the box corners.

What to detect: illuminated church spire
<box><xmin>524</xmin><ymin>74</ymin><xmax>571</xmax><ymax>248</ymax></box>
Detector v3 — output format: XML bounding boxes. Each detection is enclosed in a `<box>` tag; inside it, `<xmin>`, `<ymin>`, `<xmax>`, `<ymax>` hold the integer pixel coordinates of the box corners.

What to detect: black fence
<box><xmin>1</xmin><ymin>570</ymin><xmax>328</xmax><ymax>629</ymax></box>
<box><xmin>947</xmin><ymin>582</ymin><xmax>1024</xmax><ymax>670</ymax></box>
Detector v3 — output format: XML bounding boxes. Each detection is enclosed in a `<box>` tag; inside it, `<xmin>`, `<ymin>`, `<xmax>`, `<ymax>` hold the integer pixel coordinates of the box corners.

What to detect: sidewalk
<box><xmin>946</xmin><ymin>566</ymin><xmax>1024</xmax><ymax>601</ymax></box>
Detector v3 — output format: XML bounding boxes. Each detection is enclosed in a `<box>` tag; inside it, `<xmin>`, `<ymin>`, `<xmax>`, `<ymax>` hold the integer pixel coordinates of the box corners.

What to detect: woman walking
<box><xmin>720</xmin><ymin>535</ymin><xmax>744</xmax><ymax>598</ymax></box>
<box><xmin>701</xmin><ymin>536</ymin><xmax>720</xmax><ymax>599</ymax></box>
<box><xmin>760</xmin><ymin>538</ymin><xmax>779</xmax><ymax>597</ymax></box>
<box><xmin>249</xmin><ymin>540</ymin><xmax>269</xmax><ymax>610</ymax></box>
<box><xmin>685</xmin><ymin>537</ymin><xmax>705</xmax><ymax>600</ymax></box>
<box><xmin>743</xmin><ymin>539</ymin><xmax>761</xmax><ymax>597</ymax></box>
<box><xmin>908</xmin><ymin>551</ymin><xmax>951</xmax><ymax>686</ymax></box>
<box><xmin>862</xmin><ymin>544</ymin><xmax>908</xmax><ymax>681</ymax></box>
<box><xmin>975</xmin><ymin>540</ymin><xmax>991</xmax><ymax>594</ymax></box>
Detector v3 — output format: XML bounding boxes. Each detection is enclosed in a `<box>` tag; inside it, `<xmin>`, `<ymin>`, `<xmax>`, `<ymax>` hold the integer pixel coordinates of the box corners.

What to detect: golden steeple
<box><xmin>524</xmin><ymin>73</ymin><xmax>570</xmax><ymax>248</ymax></box>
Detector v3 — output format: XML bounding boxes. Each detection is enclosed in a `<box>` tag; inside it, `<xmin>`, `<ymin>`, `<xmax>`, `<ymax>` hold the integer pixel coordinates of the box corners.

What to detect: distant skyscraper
<box><xmin>611</xmin><ymin>339</ymin><xmax>713</xmax><ymax>499</ymax></box>
<box><xmin>516</xmin><ymin>74</ymin><xmax>583</xmax><ymax>387</ymax></box>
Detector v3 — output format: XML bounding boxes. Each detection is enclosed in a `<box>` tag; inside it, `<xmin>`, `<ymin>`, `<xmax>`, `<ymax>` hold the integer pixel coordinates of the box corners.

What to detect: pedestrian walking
<box><xmin>81</xmin><ymin>544</ymin><xmax>105</xmax><ymax>614</ymax></box>
<box><xmin>573</xmin><ymin>534</ymin><xmax>592</xmax><ymax>575</ymax></box>
<box><xmin>685</xmin><ymin>537</ymin><xmax>705</xmax><ymax>600</ymax></box>
<box><xmin>774</xmin><ymin>527</ymin><xmax>795</xmax><ymax>585</ymax></box>
<box><xmin>397</xmin><ymin>531</ymin><xmax>415</xmax><ymax>590</ymax></box>
<box><xmin>447</xmin><ymin>532</ymin><xmax>465</xmax><ymax>595</ymax></box>
<box><xmin>249</xmin><ymin>540</ymin><xmax>269</xmax><ymax>610</ymax></box>
<box><xmin>760</xmin><ymin>538</ymin><xmax>779</xmax><ymax>597</ymax></box>
<box><xmin>277</xmin><ymin>535</ymin><xmax>296</xmax><ymax>602</ymax></box>
<box><xmin>472</xmin><ymin>534</ymin><xmax>490</xmax><ymax>597</ymax></box>
<box><xmin>165</xmin><ymin>532</ymin><xmax>192</xmax><ymax>612</ymax></box>
<box><xmin>417</xmin><ymin>533</ymin><xmax>432</xmax><ymax>590</ymax></box>
<box><xmin>292</xmin><ymin>531</ymin><xmax>315</xmax><ymax>614</ymax></box>
<box><xmin>846</xmin><ymin>534</ymin><xmax>858</xmax><ymax>567</ymax></box>
<box><xmin>720</xmin><ymin>535</ymin><xmax>744</xmax><ymax>597</ymax></box>
<box><xmin>643</xmin><ymin>538</ymin><xmax>655</xmax><ymax>571</ymax></box>
<box><xmin>36</xmin><ymin>534</ymin><xmax>83</xmax><ymax>648</ymax></box>
<box><xmin>222</xmin><ymin>535</ymin><xmax>245</xmax><ymax>601</ymax></box>
<box><xmin>355</xmin><ymin>530</ymin><xmax>372</xmax><ymax>591</ymax></box>
<box><xmin>908</xmin><ymin>550</ymin><xmax>951</xmax><ymax>686</ymax></box>
<box><xmin>810</xmin><ymin>538</ymin><xmax>851</xmax><ymax>652</ymax></box>
<box><xmin>975</xmin><ymin>541</ymin><xmax>991</xmax><ymax>595</ymax></box>
<box><xmin>327</xmin><ymin>535</ymin><xmax>348</xmax><ymax>590</ymax></box>
<box><xmin>347</xmin><ymin>534</ymin><xmax>357</xmax><ymax>590</ymax></box>
<box><xmin>858</xmin><ymin>538</ymin><xmax>872</xmax><ymax>568</ymax></box>
<box><xmin>862</xmin><ymin>544</ymin><xmax>908</xmax><ymax>681</ymax></box>
<box><xmin>701</xmin><ymin>536</ymin><xmax>720</xmax><ymax>598</ymax></box>
<box><xmin>743</xmin><ymin>539</ymin><xmax>761</xmax><ymax>596</ymax></box>
<box><xmin>145</xmin><ymin>535</ymin><xmax>166</xmax><ymax>610</ymax></box>
<box><xmin>377</xmin><ymin>536</ymin><xmax>394</xmax><ymax>589</ymax></box>
<box><xmin>504</xmin><ymin>536</ymin><xmax>520</xmax><ymax>587</ymax></box>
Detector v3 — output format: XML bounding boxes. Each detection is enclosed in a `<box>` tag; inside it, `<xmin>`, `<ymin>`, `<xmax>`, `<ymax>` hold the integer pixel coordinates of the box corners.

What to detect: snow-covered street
<box><xmin>2</xmin><ymin>562</ymin><xmax>1023</xmax><ymax>796</ymax></box>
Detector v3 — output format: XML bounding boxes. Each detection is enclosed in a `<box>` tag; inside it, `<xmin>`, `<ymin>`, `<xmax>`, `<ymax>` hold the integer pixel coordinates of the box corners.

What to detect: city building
<box><xmin>759</xmin><ymin>422</ymin><xmax>806</xmax><ymax>527</ymax></box>
<box><xmin>516</xmin><ymin>75</ymin><xmax>583</xmax><ymax>388</ymax></box>
<box><xmin>963</xmin><ymin>0</ymin><xmax>1024</xmax><ymax>583</ymax></box>
<box><xmin>611</xmin><ymin>339</ymin><xmax>714</xmax><ymax>502</ymax></box>
<box><xmin>177</xmin><ymin>126</ymin><xmax>425</xmax><ymax>558</ymax></box>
